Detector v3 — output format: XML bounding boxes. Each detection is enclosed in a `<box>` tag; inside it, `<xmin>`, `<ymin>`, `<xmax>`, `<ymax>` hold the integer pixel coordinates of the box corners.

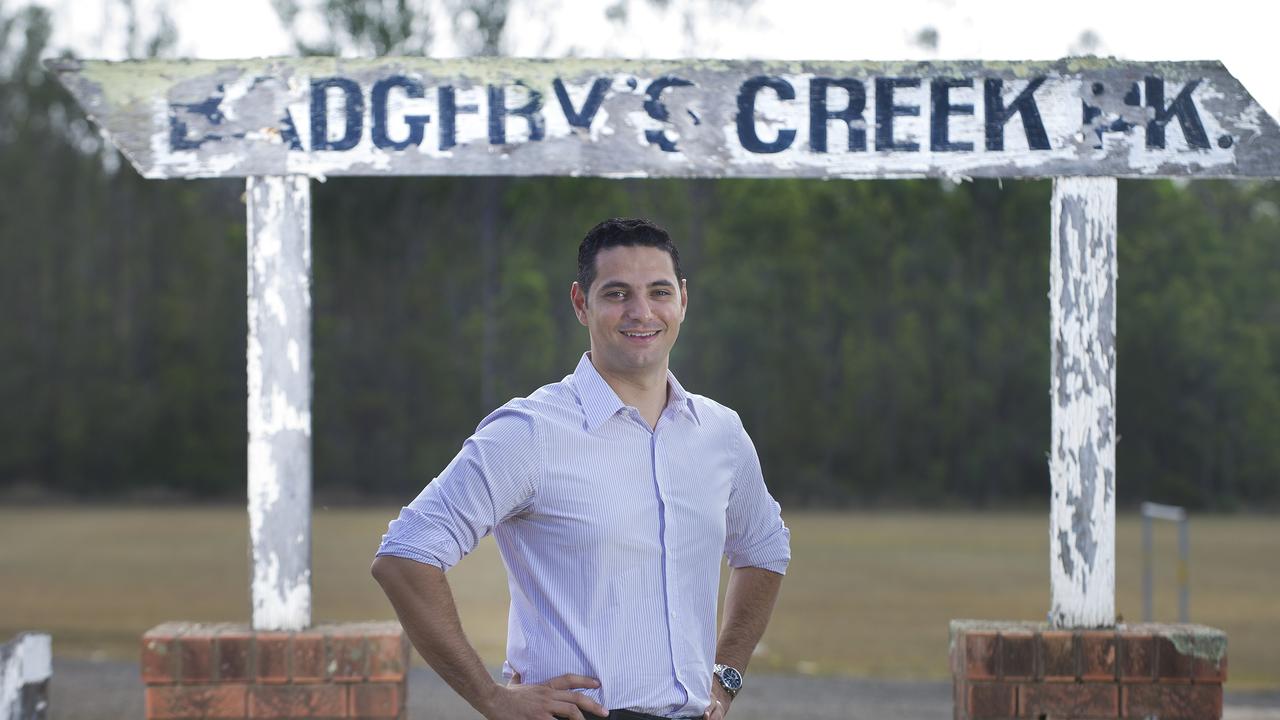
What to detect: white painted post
<box><xmin>0</xmin><ymin>633</ymin><xmax>51</xmax><ymax>720</ymax></box>
<box><xmin>1049</xmin><ymin>177</ymin><xmax>1117</xmax><ymax>628</ymax></box>
<box><xmin>247</xmin><ymin>175</ymin><xmax>312</xmax><ymax>631</ymax></box>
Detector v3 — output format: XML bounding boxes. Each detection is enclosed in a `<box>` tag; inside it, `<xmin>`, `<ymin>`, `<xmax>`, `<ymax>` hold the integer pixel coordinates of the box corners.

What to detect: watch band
<box><xmin>713</xmin><ymin>663</ymin><xmax>743</xmax><ymax>698</ymax></box>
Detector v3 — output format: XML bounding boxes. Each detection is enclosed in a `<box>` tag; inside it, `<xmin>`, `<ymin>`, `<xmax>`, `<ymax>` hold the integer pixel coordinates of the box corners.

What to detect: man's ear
<box><xmin>679</xmin><ymin>278</ymin><xmax>689</xmax><ymax>318</ymax></box>
<box><xmin>570</xmin><ymin>281</ymin><xmax>589</xmax><ymax>326</ymax></box>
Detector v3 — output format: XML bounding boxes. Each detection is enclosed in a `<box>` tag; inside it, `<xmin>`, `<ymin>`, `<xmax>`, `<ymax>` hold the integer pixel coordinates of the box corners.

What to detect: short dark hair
<box><xmin>576</xmin><ymin>217</ymin><xmax>685</xmax><ymax>295</ymax></box>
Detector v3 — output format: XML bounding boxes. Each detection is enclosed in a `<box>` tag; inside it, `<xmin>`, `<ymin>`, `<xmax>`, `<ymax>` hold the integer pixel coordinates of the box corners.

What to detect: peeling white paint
<box><xmin>247</xmin><ymin>175</ymin><xmax>312</xmax><ymax>632</ymax></box>
<box><xmin>1049</xmin><ymin>177</ymin><xmax>1116</xmax><ymax>629</ymax></box>
<box><xmin>246</xmin><ymin>436</ymin><xmax>278</xmax><ymax>538</ymax></box>
<box><xmin>58</xmin><ymin>58</ymin><xmax>1280</xmax><ymax>179</ymax></box>
<box><xmin>17</xmin><ymin>636</ymin><xmax>49</xmax><ymax>685</ymax></box>
<box><xmin>251</xmin><ymin>551</ymin><xmax>311</xmax><ymax>632</ymax></box>
<box><xmin>0</xmin><ymin>633</ymin><xmax>51</xmax><ymax>719</ymax></box>
<box><xmin>263</xmin><ymin>286</ymin><xmax>288</xmax><ymax>326</ymax></box>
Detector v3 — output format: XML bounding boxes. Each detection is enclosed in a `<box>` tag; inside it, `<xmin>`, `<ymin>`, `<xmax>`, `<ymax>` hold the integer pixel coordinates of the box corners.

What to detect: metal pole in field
<box><xmin>246</xmin><ymin>175</ymin><xmax>313</xmax><ymax>631</ymax></box>
<box><xmin>1178</xmin><ymin>516</ymin><xmax>1190</xmax><ymax>622</ymax></box>
<box><xmin>1140</xmin><ymin>502</ymin><xmax>1189</xmax><ymax>622</ymax></box>
<box><xmin>1143</xmin><ymin>511</ymin><xmax>1154</xmax><ymax>622</ymax></box>
<box><xmin>1049</xmin><ymin>177</ymin><xmax>1117</xmax><ymax>629</ymax></box>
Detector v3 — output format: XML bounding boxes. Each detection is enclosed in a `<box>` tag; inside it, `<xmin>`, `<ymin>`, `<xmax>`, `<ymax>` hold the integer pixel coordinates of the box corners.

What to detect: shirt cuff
<box><xmin>374</xmin><ymin>542</ymin><xmax>451</xmax><ymax>571</ymax></box>
<box><xmin>728</xmin><ymin>555</ymin><xmax>790</xmax><ymax>575</ymax></box>
<box><xmin>726</xmin><ymin>525</ymin><xmax>791</xmax><ymax>574</ymax></box>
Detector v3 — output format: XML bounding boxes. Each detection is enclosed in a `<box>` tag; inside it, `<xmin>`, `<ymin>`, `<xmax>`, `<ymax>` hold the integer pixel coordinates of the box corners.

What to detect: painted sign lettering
<box><xmin>49</xmin><ymin>58</ymin><xmax>1280</xmax><ymax>179</ymax></box>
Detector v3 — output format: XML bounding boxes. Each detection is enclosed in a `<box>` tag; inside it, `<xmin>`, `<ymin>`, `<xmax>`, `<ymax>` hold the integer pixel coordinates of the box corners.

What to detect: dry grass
<box><xmin>0</xmin><ymin>507</ymin><xmax>1275</xmax><ymax>688</ymax></box>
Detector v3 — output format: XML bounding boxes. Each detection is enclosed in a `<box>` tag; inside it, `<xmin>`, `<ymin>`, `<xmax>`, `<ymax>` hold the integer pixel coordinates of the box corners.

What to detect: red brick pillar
<box><xmin>142</xmin><ymin>622</ymin><xmax>409</xmax><ymax>720</ymax></box>
<box><xmin>950</xmin><ymin>621</ymin><xmax>1227</xmax><ymax>720</ymax></box>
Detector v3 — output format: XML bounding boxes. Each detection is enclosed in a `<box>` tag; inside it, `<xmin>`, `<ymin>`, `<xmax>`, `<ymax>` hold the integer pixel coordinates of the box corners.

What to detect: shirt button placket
<box><xmin>653</xmin><ymin>430</ymin><xmax>690</xmax><ymax>706</ymax></box>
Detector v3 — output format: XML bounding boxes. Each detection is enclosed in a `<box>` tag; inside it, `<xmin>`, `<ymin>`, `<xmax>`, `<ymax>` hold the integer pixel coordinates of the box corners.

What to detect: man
<box><xmin>372</xmin><ymin>218</ymin><xmax>790</xmax><ymax>720</ymax></box>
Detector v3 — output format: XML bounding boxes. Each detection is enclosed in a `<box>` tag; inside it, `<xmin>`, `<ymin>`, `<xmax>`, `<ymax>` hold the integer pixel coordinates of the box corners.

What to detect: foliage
<box><xmin>271</xmin><ymin>0</ymin><xmax>432</xmax><ymax>56</ymax></box>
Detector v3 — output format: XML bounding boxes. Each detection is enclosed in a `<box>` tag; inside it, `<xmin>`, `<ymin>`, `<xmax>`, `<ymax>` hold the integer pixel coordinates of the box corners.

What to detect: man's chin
<box><xmin>599</xmin><ymin>348</ymin><xmax>669</xmax><ymax>373</ymax></box>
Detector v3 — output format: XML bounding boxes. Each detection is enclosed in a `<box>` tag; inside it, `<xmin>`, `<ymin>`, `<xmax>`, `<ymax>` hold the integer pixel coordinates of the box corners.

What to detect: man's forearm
<box><xmin>371</xmin><ymin>555</ymin><xmax>499</xmax><ymax>716</ymax></box>
<box><xmin>715</xmin><ymin>565</ymin><xmax>784</xmax><ymax>671</ymax></box>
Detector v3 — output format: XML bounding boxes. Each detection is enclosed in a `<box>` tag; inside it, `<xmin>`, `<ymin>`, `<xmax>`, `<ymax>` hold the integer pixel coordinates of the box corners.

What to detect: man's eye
<box><xmin>606</xmin><ymin>291</ymin><xmax>625</xmax><ymax>298</ymax></box>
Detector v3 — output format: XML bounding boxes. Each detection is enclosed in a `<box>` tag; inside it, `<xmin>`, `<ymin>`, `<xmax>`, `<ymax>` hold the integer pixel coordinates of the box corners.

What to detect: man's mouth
<box><xmin>620</xmin><ymin>329</ymin><xmax>660</xmax><ymax>338</ymax></box>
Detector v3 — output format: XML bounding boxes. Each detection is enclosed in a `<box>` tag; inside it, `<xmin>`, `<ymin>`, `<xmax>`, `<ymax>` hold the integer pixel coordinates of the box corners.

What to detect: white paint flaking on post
<box><xmin>16</xmin><ymin>636</ymin><xmax>49</xmax><ymax>685</ymax></box>
<box><xmin>0</xmin><ymin>632</ymin><xmax>51</xmax><ymax>719</ymax></box>
<box><xmin>247</xmin><ymin>175</ymin><xmax>312</xmax><ymax>631</ymax></box>
<box><xmin>1049</xmin><ymin>177</ymin><xmax>1116</xmax><ymax>629</ymax></box>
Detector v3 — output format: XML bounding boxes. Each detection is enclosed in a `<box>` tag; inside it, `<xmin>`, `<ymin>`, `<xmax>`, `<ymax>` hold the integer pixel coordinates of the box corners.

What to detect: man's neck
<box><xmin>589</xmin><ymin>355</ymin><xmax>670</xmax><ymax>429</ymax></box>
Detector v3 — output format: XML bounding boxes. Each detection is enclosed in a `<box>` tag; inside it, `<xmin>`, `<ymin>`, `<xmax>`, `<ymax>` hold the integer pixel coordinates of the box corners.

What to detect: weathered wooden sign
<box><xmin>48</xmin><ymin>57</ymin><xmax>1280</xmax><ymax>179</ymax></box>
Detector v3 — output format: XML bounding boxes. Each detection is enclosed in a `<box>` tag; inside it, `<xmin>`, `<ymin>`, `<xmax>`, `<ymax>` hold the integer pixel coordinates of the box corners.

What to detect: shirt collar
<box><xmin>664</xmin><ymin>367</ymin><xmax>701</xmax><ymax>425</ymax></box>
<box><xmin>573</xmin><ymin>353</ymin><xmax>701</xmax><ymax>431</ymax></box>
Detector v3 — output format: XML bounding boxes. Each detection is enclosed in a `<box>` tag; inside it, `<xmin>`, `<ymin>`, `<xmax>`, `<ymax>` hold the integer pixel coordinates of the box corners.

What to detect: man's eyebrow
<box><xmin>595</xmin><ymin>278</ymin><xmax>676</xmax><ymax>292</ymax></box>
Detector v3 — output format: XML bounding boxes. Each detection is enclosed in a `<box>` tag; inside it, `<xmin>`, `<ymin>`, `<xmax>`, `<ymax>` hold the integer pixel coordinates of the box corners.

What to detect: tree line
<box><xmin>1</xmin><ymin>4</ymin><xmax>1278</xmax><ymax>509</ymax></box>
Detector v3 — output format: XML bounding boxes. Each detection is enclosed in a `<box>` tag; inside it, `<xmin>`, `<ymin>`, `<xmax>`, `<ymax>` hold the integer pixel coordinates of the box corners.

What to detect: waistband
<box><xmin>581</xmin><ymin>710</ymin><xmax>701</xmax><ymax>720</ymax></box>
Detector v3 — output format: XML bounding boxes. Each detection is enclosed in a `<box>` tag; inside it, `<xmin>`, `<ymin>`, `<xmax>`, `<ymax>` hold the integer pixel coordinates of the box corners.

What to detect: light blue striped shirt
<box><xmin>377</xmin><ymin>353</ymin><xmax>790</xmax><ymax>717</ymax></box>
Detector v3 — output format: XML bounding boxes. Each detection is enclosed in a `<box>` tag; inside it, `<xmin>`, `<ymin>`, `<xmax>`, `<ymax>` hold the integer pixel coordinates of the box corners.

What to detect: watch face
<box><xmin>720</xmin><ymin>666</ymin><xmax>742</xmax><ymax>690</ymax></box>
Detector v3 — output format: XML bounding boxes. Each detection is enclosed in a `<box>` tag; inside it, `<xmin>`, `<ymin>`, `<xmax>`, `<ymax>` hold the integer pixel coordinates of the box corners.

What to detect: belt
<box><xmin>605</xmin><ymin>710</ymin><xmax>702</xmax><ymax>720</ymax></box>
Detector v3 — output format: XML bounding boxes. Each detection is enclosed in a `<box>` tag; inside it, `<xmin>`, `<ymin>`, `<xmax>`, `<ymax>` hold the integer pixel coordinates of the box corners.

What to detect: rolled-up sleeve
<box><xmin>723</xmin><ymin>421</ymin><xmax>791</xmax><ymax>574</ymax></box>
<box><xmin>376</xmin><ymin>405</ymin><xmax>542</xmax><ymax>571</ymax></box>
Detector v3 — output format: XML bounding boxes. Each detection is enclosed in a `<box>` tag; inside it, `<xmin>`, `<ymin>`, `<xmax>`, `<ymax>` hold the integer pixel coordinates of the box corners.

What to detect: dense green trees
<box><xmin>2</xmin><ymin>5</ymin><xmax>1277</xmax><ymax>508</ymax></box>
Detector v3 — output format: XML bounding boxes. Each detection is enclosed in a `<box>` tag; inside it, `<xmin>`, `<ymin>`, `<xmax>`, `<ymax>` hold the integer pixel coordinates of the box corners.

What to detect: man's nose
<box><xmin>625</xmin><ymin>295</ymin><xmax>654</xmax><ymax>320</ymax></box>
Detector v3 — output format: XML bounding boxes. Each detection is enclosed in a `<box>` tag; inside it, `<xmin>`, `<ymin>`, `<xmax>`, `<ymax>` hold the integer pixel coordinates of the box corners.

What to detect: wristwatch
<box><xmin>713</xmin><ymin>664</ymin><xmax>743</xmax><ymax>698</ymax></box>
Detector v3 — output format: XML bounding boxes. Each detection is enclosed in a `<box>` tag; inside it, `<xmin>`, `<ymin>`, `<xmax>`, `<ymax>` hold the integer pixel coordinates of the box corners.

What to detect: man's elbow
<box><xmin>371</xmin><ymin>554</ymin><xmax>445</xmax><ymax>588</ymax></box>
<box><xmin>370</xmin><ymin>555</ymin><xmax>400</xmax><ymax>587</ymax></box>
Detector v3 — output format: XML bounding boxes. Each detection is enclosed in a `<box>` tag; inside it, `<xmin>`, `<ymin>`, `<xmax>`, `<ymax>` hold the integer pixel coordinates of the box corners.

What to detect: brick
<box><xmin>147</xmin><ymin>684</ymin><xmax>247</xmax><ymax>719</ymax></box>
<box><xmin>256</xmin><ymin>633</ymin><xmax>290</xmax><ymax>684</ymax></box>
<box><xmin>141</xmin><ymin>624</ymin><xmax>185</xmax><ymax>685</ymax></box>
<box><xmin>1080</xmin><ymin>631</ymin><xmax>1117</xmax><ymax>681</ymax></box>
<box><xmin>367</xmin><ymin>632</ymin><xmax>409</xmax><ymax>681</ymax></box>
<box><xmin>328</xmin><ymin>631</ymin><xmax>369</xmax><ymax>682</ymax></box>
<box><xmin>1155</xmin><ymin>636</ymin><xmax>1194</xmax><ymax>682</ymax></box>
<box><xmin>964</xmin><ymin>632</ymin><xmax>999</xmax><ymax>680</ymax></box>
<box><xmin>350</xmin><ymin>682</ymin><xmax>403</xmax><ymax>718</ymax></box>
<box><xmin>1122</xmin><ymin>682</ymin><xmax>1222</xmax><ymax>719</ymax></box>
<box><xmin>249</xmin><ymin>684</ymin><xmax>348</xmax><ymax>719</ymax></box>
<box><xmin>1000</xmin><ymin>633</ymin><xmax>1035</xmax><ymax>681</ymax></box>
<box><xmin>1119</xmin><ymin>633</ymin><xmax>1154</xmax><ymax>682</ymax></box>
<box><xmin>1019</xmin><ymin>682</ymin><xmax>1117</xmax><ymax>718</ymax></box>
<box><xmin>1192</xmin><ymin>654</ymin><xmax>1228</xmax><ymax>683</ymax></box>
<box><xmin>216</xmin><ymin>629</ymin><xmax>254</xmax><ymax>682</ymax></box>
<box><xmin>292</xmin><ymin>633</ymin><xmax>326</xmax><ymax>683</ymax></box>
<box><xmin>179</xmin><ymin>633</ymin><xmax>217</xmax><ymax>683</ymax></box>
<box><xmin>1038</xmin><ymin>631</ymin><xmax>1076</xmax><ymax>681</ymax></box>
<box><xmin>968</xmin><ymin>682</ymin><xmax>1016</xmax><ymax>719</ymax></box>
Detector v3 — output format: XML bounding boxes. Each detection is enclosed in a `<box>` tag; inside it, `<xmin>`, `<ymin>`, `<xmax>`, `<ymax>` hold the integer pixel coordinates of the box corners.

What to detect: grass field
<box><xmin>1</xmin><ymin>507</ymin><xmax>1276</xmax><ymax>688</ymax></box>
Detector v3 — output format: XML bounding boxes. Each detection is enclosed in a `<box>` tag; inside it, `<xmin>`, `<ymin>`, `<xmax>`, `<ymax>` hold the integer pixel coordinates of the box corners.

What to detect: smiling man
<box><xmin>372</xmin><ymin>218</ymin><xmax>790</xmax><ymax>720</ymax></box>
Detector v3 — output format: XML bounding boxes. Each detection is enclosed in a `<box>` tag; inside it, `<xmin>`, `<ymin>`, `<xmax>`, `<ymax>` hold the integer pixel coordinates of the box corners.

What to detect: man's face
<box><xmin>571</xmin><ymin>245</ymin><xmax>687</xmax><ymax>378</ymax></box>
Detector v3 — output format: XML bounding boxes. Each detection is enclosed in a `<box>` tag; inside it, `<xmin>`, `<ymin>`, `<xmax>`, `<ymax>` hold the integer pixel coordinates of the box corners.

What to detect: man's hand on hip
<box><xmin>483</xmin><ymin>671</ymin><xmax>608</xmax><ymax>720</ymax></box>
<box><xmin>703</xmin><ymin>680</ymin><xmax>733</xmax><ymax>720</ymax></box>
